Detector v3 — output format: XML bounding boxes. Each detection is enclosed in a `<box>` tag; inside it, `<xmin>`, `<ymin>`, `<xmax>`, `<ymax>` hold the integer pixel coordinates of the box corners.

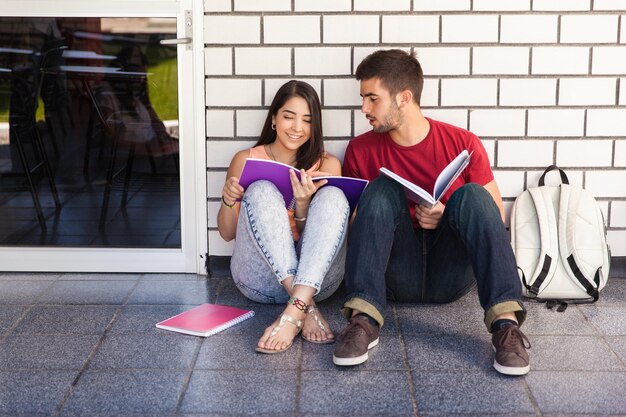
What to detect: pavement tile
<box><xmin>526</xmin><ymin>371</ymin><xmax>626</xmax><ymax>413</ymax></box>
<box><xmin>61</xmin><ymin>370</ymin><xmax>187</xmax><ymax>415</ymax></box>
<box><xmin>13</xmin><ymin>305</ymin><xmax>118</xmax><ymax>335</ymax></box>
<box><xmin>181</xmin><ymin>370</ymin><xmax>297</xmax><ymax>414</ymax></box>
<box><xmin>299</xmin><ymin>370</ymin><xmax>413</xmax><ymax>415</ymax></box>
<box><xmin>412</xmin><ymin>371</ymin><xmax>535</xmax><ymax>414</ymax></box>
<box><xmin>404</xmin><ymin>333</ymin><xmax>492</xmax><ymax>371</ymax></box>
<box><xmin>396</xmin><ymin>304</ymin><xmax>485</xmax><ymax>335</ymax></box>
<box><xmin>0</xmin><ymin>305</ymin><xmax>26</xmax><ymax>331</ymax></box>
<box><xmin>578</xmin><ymin>305</ymin><xmax>626</xmax><ymax>335</ymax></box>
<box><xmin>522</xmin><ymin>303</ymin><xmax>597</xmax><ymax>335</ymax></box>
<box><xmin>0</xmin><ymin>334</ymin><xmax>99</xmax><ymax>370</ymax></box>
<box><xmin>0</xmin><ymin>281</ymin><xmax>53</xmax><ymax>304</ymax></box>
<box><xmin>195</xmin><ymin>333</ymin><xmax>301</xmax><ymax>370</ymax></box>
<box><xmin>127</xmin><ymin>281</ymin><xmax>210</xmax><ymax>305</ymax></box>
<box><xmin>0</xmin><ymin>370</ymin><xmax>77</xmax><ymax>415</ymax></box>
<box><xmin>38</xmin><ymin>281</ymin><xmax>136</xmax><ymax>305</ymax></box>
<box><xmin>89</xmin><ymin>333</ymin><xmax>200</xmax><ymax>369</ymax></box>
<box><xmin>530</xmin><ymin>335</ymin><xmax>623</xmax><ymax>371</ymax></box>
<box><xmin>111</xmin><ymin>304</ymin><xmax>199</xmax><ymax>334</ymax></box>
<box><xmin>593</xmin><ymin>278</ymin><xmax>626</xmax><ymax>305</ymax></box>
<box><xmin>605</xmin><ymin>336</ymin><xmax>626</xmax><ymax>367</ymax></box>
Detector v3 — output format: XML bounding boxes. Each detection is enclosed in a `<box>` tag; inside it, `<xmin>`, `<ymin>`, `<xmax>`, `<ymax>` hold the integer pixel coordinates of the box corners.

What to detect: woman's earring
<box><xmin>271</xmin><ymin>123</ymin><xmax>276</xmax><ymax>130</ymax></box>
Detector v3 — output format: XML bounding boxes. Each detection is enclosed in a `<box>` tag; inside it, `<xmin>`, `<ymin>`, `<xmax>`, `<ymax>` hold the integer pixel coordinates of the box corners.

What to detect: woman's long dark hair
<box><xmin>254</xmin><ymin>80</ymin><xmax>324</xmax><ymax>170</ymax></box>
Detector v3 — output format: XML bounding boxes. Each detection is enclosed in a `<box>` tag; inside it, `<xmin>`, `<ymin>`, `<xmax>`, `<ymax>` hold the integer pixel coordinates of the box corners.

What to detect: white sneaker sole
<box><xmin>333</xmin><ymin>338</ymin><xmax>379</xmax><ymax>366</ymax></box>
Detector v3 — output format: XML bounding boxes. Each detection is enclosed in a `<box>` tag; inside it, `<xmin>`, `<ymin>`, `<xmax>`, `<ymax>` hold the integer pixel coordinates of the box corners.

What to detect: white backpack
<box><xmin>510</xmin><ymin>165</ymin><xmax>611</xmax><ymax>310</ymax></box>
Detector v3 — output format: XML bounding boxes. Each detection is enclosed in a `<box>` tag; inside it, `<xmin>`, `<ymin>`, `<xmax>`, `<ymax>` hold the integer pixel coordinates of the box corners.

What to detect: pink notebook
<box><xmin>156</xmin><ymin>304</ymin><xmax>255</xmax><ymax>337</ymax></box>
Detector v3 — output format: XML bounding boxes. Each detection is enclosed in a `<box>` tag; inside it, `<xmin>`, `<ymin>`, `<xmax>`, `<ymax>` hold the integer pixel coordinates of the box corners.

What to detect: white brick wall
<box><xmin>204</xmin><ymin>4</ymin><xmax>626</xmax><ymax>257</ymax></box>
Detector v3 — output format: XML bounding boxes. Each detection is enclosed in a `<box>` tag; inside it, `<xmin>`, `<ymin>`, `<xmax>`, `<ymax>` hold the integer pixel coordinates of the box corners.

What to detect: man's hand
<box><xmin>415</xmin><ymin>201</ymin><xmax>445</xmax><ymax>229</ymax></box>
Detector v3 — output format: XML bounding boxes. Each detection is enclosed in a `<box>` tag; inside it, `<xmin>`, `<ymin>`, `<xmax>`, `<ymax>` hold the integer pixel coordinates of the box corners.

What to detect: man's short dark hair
<box><xmin>355</xmin><ymin>49</ymin><xmax>424</xmax><ymax>106</ymax></box>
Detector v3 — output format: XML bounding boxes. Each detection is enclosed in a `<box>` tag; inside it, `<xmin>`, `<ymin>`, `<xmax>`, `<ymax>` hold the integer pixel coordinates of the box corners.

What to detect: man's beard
<box><xmin>373</xmin><ymin>102</ymin><xmax>402</xmax><ymax>133</ymax></box>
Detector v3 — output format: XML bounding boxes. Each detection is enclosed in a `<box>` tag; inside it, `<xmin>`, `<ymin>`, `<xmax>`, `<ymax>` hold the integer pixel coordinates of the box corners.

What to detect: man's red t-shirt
<box><xmin>342</xmin><ymin>118</ymin><xmax>494</xmax><ymax>227</ymax></box>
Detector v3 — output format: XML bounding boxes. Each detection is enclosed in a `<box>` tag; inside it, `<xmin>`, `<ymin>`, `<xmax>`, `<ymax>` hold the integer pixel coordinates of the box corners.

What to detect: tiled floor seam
<box><xmin>392</xmin><ymin>303</ymin><xmax>421</xmax><ymax>417</ymax></box>
<box><xmin>172</xmin><ymin>340</ymin><xmax>204</xmax><ymax>417</ymax></box>
<box><xmin>294</xmin><ymin>337</ymin><xmax>304</xmax><ymax>417</ymax></box>
<box><xmin>49</xmin><ymin>278</ymin><xmax>143</xmax><ymax>417</ymax></box>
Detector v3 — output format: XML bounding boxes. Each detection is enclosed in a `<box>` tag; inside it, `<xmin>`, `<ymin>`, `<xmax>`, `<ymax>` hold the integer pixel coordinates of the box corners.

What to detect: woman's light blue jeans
<box><xmin>231</xmin><ymin>180</ymin><xmax>349</xmax><ymax>304</ymax></box>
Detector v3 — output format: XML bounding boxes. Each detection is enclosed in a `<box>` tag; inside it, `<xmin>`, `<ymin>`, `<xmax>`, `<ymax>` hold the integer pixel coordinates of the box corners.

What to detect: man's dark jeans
<box><xmin>342</xmin><ymin>175</ymin><xmax>526</xmax><ymax>331</ymax></box>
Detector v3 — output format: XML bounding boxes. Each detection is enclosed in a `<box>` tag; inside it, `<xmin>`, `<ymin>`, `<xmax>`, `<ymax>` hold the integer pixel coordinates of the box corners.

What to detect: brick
<box><xmin>295</xmin><ymin>47</ymin><xmax>351</xmax><ymax>75</ymax></box>
<box><xmin>207</xmin><ymin>171</ymin><xmax>226</xmax><ymax>198</ymax></box>
<box><xmin>622</xmin><ymin>79</ymin><xmax>626</xmax><ymax>105</ymax></box>
<box><xmin>209</xmin><ymin>231</ymin><xmax>235</xmax><ymax>256</ymax></box>
<box><xmin>594</xmin><ymin>0</ymin><xmax>626</xmax><ymax>9</ymax></box>
<box><xmin>527</xmin><ymin>169</ymin><xmax>583</xmax><ymax>188</ymax></box>
<box><xmin>472</xmin><ymin>0</ymin><xmax>530</xmax><ymax>11</ymax></box>
<box><xmin>206</xmin><ymin>141</ymin><xmax>255</xmax><ymax>168</ymax></box>
<box><xmin>324</xmin><ymin>139</ymin><xmax>350</xmax><ymax>162</ymax></box>
<box><xmin>532</xmin><ymin>47</ymin><xmax>589</xmax><ymax>75</ymax></box>
<box><xmin>559</xmin><ymin>78</ymin><xmax>617</xmax><ymax>106</ymax></box>
<box><xmin>585</xmin><ymin>171</ymin><xmax>626</xmax><ymax>198</ymax></box>
<box><xmin>414</xmin><ymin>0</ymin><xmax>470</xmax><ymax>10</ymax></box>
<box><xmin>493</xmin><ymin>170</ymin><xmax>525</xmax><ymax>199</ymax></box>
<box><xmin>440</xmin><ymin>79</ymin><xmax>497</xmax><ymax>106</ymax></box>
<box><xmin>442</xmin><ymin>15</ymin><xmax>498</xmax><ymax>43</ymax></box>
<box><xmin>324</xmin><ymin>79</ymin><xmax>361</xmax><ymax>106</ymax></box>
<box><xmin>354</xmin><ymin>0</ymin><xmax>410</xmax><ymax>11</ymax></box>
<box><xmin>528</xmin><ymin>109</ymin><xmax>585</xmax><ymax>137</ymax></box>
<box><xmin>206</xmin><ymin>110</ymin><xmax>234</xmax><ymax>137</ymax></box>
<box><xmin>561</xmin><ymin>15</ymin><xmax>618</xmax><ymax>43</ymax></box>
<box><xmin>205</xmin><ymin>48</ymin><xmax>232</xmax><ymax>76</ymax></box>
<box><xmin>532</xmin><ymin>0</ymin><xmax>590</xmax><ymax>10</ymax></box>
<box><xmin>611</xmin><ymin>202</ymin><xmax>626</xmax><ymax>227</ymax></box>
<box><xmin>416</xmin><ymin>47</ymin><xmax>470</xmax><ymax>75</ymax></box>
<box><xmin>322</xmin><ymin>110</ymin><xmax>352</xmax><ymax>137</ymax></box>
<box><xmin>500</xmin><ymin>79</ymin><xmax>556</xmax><ymax>106</ymax></box>
<box><xmin>607</xmin><ymin>231</ymin><xmax>626</xmax><ymax>256</ymax></box>
<box><xmin>556</xmin><ymin>140</ymin><xmax>613</xmax><ymax>167</ymax></box>
<box><xmin>235</xmin><ymin>47</ymin><xmax>291</xmax><ymax>75</ymax></box>
<box><xmin>204</xmin><ymin>16</ymin><xmax>260</xmax><ymax>44</ymax></box>
<box><xmin>234</xmin><ymin>0</ymin><xmax>291</xmax><ymax>11</ymax></box>
<box><xmin>236</xmin><ymin>110</ymin><xmax>267</xmax><ymax>137</ymax></box>
<box><xmin>592</xmin><ymin>47</ymin><xmax>626</xmax><ymax>74</ymax></box>
<box><xmin>295</xmin><ymin>0</ymin><xmax>351</xmax><ymax>11</ymax></box>
<box><xmin>482</xmin><ymin>139</ymin><xmax>495</xmax><ymax>166</ymax></box>
<box><xmin>420</xmin><ymin>78</ymin><xmax>439</xmax><ymax>107</ymax></box>
<box><xmin>498</xmin><ymin>140</ymin><xmax>553</xmax><ymax>167</ymax></box>
<box><xmin>206</xmin><ymin>79</ymin><xmax>262</xmax><ymax>107</ymax></box>
<box><xmin>616</xmin><ymin>141</ymin><xmax>626</xmax><ymax>166</ymax></box>
<box><xmin>324</xmin><ymin>15</ymin><xmax>380</xmax><ymax>44</ymax></box>
<box><xmin>382</xmin><ymin>16</ymin><xmax>439</xmax><ymax>43</ymax></box>
<box><xmin>264</xmin><ymin>79</ymin><xmax>322</xmax><ymax>106</ymax></box>
<box><xmin>264</xmin><ymin>16</ymin><xmax>320</xmax><ymax>44</ymax></box>
<box><xmin>472</xmin><ymin>47</ymin><xmax>529</xmax><ymax>75</ymax></box>
<box><xmin>422</xmin><ymin>109</ymin><xmax>468</xmax><ymax>130</ymax></box>
<box><xmin>207</xmin><ymin>201</ymin><xmax>220</xmax><ymax>228</ymax></box>
<box><xmin>623</xmin><ymin>17</ymin><xmax>626</xmax><ymax>43</ymax></box>
<box><xmin>354</xmin><ymin>109</ymin><xmax>372</xmax><ymax>136</ymax></box>
<box><xmin>204</xmin><ymin>0</ymin><xmax>231</xmax><ymax>12</ymax></box>
<box><xmin>501</xmin><ymin>15</ymin><xmax>558</xmax><ymax>43</ymax></box>
<box><xmin>469</xmin><ymin>109</ymin><xmax>526</xmax><ymax>137</ymax></box>
<box><xmin>587</xmin><ymin>109</ymin><xmax>626</xmax><ymax>136</ymax></box>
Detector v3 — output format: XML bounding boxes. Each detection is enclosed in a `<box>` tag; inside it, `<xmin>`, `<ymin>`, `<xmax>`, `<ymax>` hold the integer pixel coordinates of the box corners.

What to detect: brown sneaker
<box><xmin>492</xmin><ymin>323</ymin><xmax>531</xmax><ymax>376</ymax></box>
<box><xmin>333</xmin><ymin>315</ymin><xmax>380</xmax><ymax>366</ymax></box>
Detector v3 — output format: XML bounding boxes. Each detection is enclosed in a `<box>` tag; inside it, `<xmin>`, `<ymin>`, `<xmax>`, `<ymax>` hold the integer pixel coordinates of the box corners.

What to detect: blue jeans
<box><xmin>342</xmin><ymin>175</ymin><xmax>526</xmax><ymax>331</ymax></box>
<box><xmin>231</xmin><ymin>181</ymin><xmax>349</xmax><ymax>304</ymax></box>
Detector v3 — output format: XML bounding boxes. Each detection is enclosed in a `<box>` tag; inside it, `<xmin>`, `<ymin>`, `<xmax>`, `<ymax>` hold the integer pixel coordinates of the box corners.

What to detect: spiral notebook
<box><xmin>156</xmin><ymin>304</ymin><xmax>255</xmax><ymax>337</ymax></box>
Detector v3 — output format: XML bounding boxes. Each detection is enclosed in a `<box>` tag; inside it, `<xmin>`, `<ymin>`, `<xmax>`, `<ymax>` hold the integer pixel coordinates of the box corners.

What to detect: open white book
<box><xmin>380</xmin><ymin>150</ymin><xmax>472</xmax><ymax>208</ymax></box>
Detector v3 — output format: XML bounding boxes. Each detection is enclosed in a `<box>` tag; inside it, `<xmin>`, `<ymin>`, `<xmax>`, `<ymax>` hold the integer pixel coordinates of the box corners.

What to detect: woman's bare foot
<box><xmin>256</xmin><ymin>305</ymin><xmax>306</xmax><ymax>353</ymax></box>
<box><xmin>302</xmin><ymin>305</ymin><xmax>334</xmax><ymax>344</ymax></box>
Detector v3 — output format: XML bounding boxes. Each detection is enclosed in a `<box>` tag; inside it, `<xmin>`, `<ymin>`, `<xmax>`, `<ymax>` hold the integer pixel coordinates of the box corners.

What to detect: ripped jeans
<box><xmin>231</xmin><ymin>180</ymin><xmax>349</xmax><ymax>304</ymax></box>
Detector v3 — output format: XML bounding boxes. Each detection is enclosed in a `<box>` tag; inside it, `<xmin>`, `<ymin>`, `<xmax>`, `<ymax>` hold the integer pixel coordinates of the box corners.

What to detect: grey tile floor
<box><xmin>1</xmin><ymin>271</ymin><xmax>625</xmax><ymax>417</ymax></box>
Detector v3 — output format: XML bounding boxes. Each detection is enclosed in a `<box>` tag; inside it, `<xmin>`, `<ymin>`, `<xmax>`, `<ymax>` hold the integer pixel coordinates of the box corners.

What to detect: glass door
<box><xmin>0</xmin><ymin>0</ymin><xmax>206</xmax><ymax>272</ymax></box>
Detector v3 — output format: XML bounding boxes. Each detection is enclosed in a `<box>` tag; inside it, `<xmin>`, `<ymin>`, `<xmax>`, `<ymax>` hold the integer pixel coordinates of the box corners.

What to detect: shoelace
<box><xmin>499</xmin><ymin>325</ymin><xmax>531</xmax><ymax>351</ymax></box>
<box><xmin>339</xmin><ymin>318</ymin><xmax>373</xmax><ymax>343</ymax></box>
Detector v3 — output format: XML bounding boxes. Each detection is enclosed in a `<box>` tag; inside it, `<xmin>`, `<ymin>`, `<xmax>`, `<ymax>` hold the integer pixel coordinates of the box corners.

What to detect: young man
<box><xmin>333</xmin><ymin>49</ymin><xmax>531</xmax><ymax>376</ymax></box>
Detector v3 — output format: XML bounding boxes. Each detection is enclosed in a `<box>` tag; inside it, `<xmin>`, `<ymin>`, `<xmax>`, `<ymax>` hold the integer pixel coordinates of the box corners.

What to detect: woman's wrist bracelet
<box><xmin>294</xmin><ymin>216</ymin><xmax>307</xmax><ymax>222</ymax></box>
<box><xmin>221</xmin><ymin>195</ymin><xmax>236</xmax><ymax>208</ymax></box>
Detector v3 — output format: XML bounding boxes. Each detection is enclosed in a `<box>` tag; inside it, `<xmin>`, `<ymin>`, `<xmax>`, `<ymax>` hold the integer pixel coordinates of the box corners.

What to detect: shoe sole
<box><xmin>332</xmin><ymin>337</ymin><xmax>379</xmax><ymax>366</ymax></box>
<box><xmin>492</xmin><ymin>346</ymin><xmax>530</xmax><ymax>376</ymax></box>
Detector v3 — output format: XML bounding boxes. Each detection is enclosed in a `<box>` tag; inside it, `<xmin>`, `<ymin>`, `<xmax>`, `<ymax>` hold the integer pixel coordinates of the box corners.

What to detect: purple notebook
<box><xmin>238</xmin><ymin>158</ymin><xmax>368</xmax><ymax>214</ymax></box>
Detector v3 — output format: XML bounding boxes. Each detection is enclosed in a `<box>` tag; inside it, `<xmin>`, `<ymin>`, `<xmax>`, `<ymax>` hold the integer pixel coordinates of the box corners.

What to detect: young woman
<box><xmin>217</xmin><ymin>80</ymin><xmax>349</xmax><ymax>353</ymax></box>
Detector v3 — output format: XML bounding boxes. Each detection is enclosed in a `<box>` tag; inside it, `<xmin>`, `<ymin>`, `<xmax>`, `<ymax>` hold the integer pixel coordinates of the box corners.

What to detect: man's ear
<box><xmin>396</xmin><ymin>90</ymin><xmax>413</xmax><ymax>107</ymax></box>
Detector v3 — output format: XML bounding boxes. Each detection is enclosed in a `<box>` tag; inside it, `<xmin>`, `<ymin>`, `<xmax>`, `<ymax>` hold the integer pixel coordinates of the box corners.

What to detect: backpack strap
<box><xmin>526</xmin><ymin>187</ymin><xmax>559</xmax><ymax>296</ymax></box>
<box><xmin>558</xmin><ymin>184</ymin><xmax>601</xmax><ymax>301</ymax></box>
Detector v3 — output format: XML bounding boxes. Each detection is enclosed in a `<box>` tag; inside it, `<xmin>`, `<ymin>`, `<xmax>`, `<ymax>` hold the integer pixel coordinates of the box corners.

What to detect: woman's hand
<box><xmin>290</xmin><ymin>169</ymin><xmax>327</xmax><ymax>206</ymax></box>
<box><xmin>222</xmin><ymin>176</ymin><xmax>244</xmax><ymax>207</ymax></box>
<box><xmin>414</xmin><ymin>201</ymin><xmax>445</xmax><ymax>230</ymax></box>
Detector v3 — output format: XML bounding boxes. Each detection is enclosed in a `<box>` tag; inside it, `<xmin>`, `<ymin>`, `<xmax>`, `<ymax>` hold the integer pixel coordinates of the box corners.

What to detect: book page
<box><xmin>433</xmin><ymin>150</ymin><xmax>471</xmax><ymax>202</ymax></box>
<box><xmin>380</xmin><ymin>167</ymin><xmax>436</xmax><ymax>207</ymax></box>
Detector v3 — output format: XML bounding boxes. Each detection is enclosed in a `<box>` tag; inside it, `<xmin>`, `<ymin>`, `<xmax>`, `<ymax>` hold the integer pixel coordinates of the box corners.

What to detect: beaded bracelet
<box><xmin>221</xmin><ymin>195</ymin><xmax>236</xmax><ymax>208</ymax></box>
<box><xmin>287</xmin><ymin>296</ymin><xmax>308</xmax><ymax>312</ymax></box>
